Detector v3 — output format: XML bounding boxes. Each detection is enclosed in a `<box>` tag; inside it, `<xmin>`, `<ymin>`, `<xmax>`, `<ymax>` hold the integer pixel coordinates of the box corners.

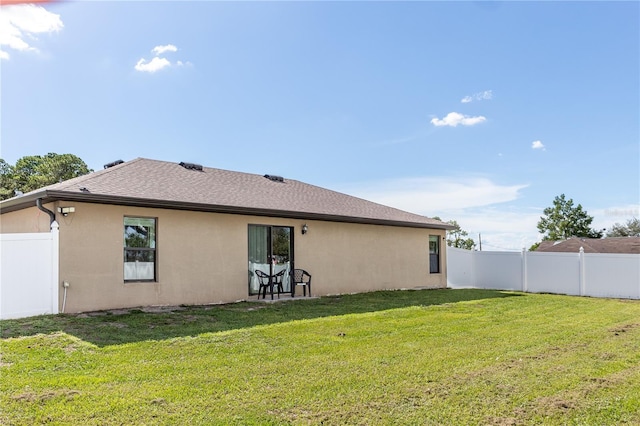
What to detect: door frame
<box><xmin>247</xmin><ymin>224</ymin><xmax>295</xmax><ymax>295</ymax></box>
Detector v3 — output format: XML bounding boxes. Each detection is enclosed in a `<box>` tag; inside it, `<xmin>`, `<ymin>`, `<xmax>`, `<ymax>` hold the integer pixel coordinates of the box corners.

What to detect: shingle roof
<box><xmin>536</xmin><ymin>237</ymin><xmax>640</xmax><ymax>254</ymax></box>
<box><xmin>2</xmin><ymin>158</ymin><xmax>453</xmax><ymax>229</ymax></box>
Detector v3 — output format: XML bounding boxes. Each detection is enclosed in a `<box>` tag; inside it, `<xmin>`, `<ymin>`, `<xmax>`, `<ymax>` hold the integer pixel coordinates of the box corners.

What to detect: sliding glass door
<box><xmin>248</xmin><ymin>225</ymin><xmax>293</xmax><ymax>295</ymax></box>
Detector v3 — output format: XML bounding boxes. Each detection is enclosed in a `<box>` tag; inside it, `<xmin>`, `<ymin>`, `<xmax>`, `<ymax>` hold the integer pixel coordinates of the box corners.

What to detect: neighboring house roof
<box><xmin>536</xmin><ymin>237</ymin><xmax>640</xmax><ymax>254</ymax></box>
<box><xmin>1</xmin><ymin>158</ymin><xmax>454</xmax><ymax>230</ymax></box>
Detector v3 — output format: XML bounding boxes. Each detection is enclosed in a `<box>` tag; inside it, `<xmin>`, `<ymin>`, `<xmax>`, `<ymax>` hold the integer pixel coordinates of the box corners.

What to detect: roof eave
<box><xmin>0</xmin><ymin>190</ymin><xmax>50</xmax><ymax>214</ymax></box>
<box><xmin>1</xmin><ymin>190</ymin><xmax>454</xmax><ymax>230</ymax></box>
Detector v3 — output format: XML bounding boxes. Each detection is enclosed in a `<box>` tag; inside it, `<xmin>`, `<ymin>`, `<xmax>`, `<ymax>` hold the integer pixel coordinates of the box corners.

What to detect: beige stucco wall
<box><xmin>297</xmin><ymin>219</ymin><xmax>446</xmax><ymax>295</ymax></box>
<box><xmin>1</xmin><ymin>201</ymin><xmax>447</xmax><ymax>313</ymax></box>
<box><xmin>0</xmin><ymin>203</ymin><xmax>53</xmax><ymax>233</ymax></box>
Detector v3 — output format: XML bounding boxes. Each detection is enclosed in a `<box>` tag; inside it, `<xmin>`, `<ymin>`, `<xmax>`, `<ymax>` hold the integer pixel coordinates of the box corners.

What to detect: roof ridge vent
<box><xmin>180</xmin><ymin>162</ymin><xmax>203</xmax><ymax>171</ymax></box>
<box><xmin>104</xmin><ymin>159</ymin><xmax>124</xmax><ymax>169</ymax></box>
<box><xmin>264</xmin><ymin>174</ymin><xmax>284</xmax><ymax>182</ymax></box>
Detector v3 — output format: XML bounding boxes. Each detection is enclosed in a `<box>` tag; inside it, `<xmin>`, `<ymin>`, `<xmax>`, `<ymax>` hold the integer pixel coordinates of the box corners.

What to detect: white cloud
<box><xmin>591</xmin><ymin>204</ymin><xmax>640</xmax><ymax>234</ymax></box>
<box><xmin>152</xmin><ymin>44</ymin><xmax>177</xmax><ymax>55</ymax></box>
<box><xmin>431</xmin><ymin>112</ymin><xmax>487</xmax><ymax>127</ymax></box>
<box><xmin>342</xmin><ymin>178</ymin><xmax>639</xmax><ymax>252</ymax></box>
<box><xmin>135</xmin><ymin>44</ymin><xmax>190</xmax><ymax>73</ymax></box>
<box><xmin>0</xmin><ymin>4</ymin><xmax>63</xmax><ymax>60</ymax></box>
<box><xmin>445</xmin><ymin>208</ymin><xmax>543</xmax><ymax>251</ymax></box>
<box><xmin>600</xmin><ymin>204</ymin><xmax>640</xmax><ymax>219</ymax></box>
<box><xmin>341</xmin><ymin>176</ymin><xmax>528</xmax><ymax>213</ymax></box>
<box><xmin>531</xmin><ymin>140</ymin><xmax>545</xmax><ymax>150</ymax></box>
<box><xmin>134</xmin><ymin>56</ymin><xmax>171</xmax><ymax>73</ymax></box>
<box><xmin>339</xmin><ymin>176</ymin><xmax>536</xmax><ymax>250</ymax></box>
<box><xmin>461</xmin><ymin>90</ymin><xmax>493</xmax><ymax>103</ymax></box>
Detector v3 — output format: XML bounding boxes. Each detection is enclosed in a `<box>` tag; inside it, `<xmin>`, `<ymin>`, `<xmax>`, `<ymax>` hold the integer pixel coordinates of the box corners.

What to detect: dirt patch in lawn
<box><xmin>100</xmin><ymin>322</ymin><xmax>128</xmax><ymax>329</ymax></box>
<box><xmin>77</xmin><ymin>306</ymin><xmax>188</xmax><ymax>317</ymax></box>
<box><xmin>12</xmin><ymin>390</ymin><xmax>81</xmax><ymax>403</ymax></box>
<box><xmin>483</xmin><ymin>416</ymin><xmax>520</xmax><ymax>426</ymax></box>
<box><xmin>0</xmin><ymin>354</ymin><xmax>12</xmax><ymax>368</ymax></box>
<box><xmin>609</xmin><ymin>323</ymin><xmax>639</xmax><ymax>335</ymax></box>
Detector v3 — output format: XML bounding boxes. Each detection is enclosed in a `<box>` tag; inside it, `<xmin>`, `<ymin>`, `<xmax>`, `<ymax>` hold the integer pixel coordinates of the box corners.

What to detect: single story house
<box><xmin>0</xmin><ymin>158</ymin><xmax>454</xmax><ymax>313</ymax></box>
<box><xmin>536</xmin><ymin>237</ymin><xmax>640</xmax><ymax>254</ymax></box>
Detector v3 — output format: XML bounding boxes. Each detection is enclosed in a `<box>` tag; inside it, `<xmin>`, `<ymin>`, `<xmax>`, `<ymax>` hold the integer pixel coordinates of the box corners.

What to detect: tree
<box><xmin>536</xmin><ymin>194</ymin><xmax>603</xmax><ymax>241</ymax></box>
<box><xmin>434</xmin><ymin>217</ymin><xmax>476</xmax><ymax>250</ymax></box>
<box><xmin>606</xmin><ymin>218</ymin><xmax>640</xmax><ymax>237</ymax></box>
<box><xmin>528</xmin><ymin>242</ymin><xmax>541</xmax><ymax>252</ymax></box>
<box><xmin>0</xmin><ymin>159</ymin><xmax>14</xmax><ymax>200</ymax></box>
<box><xmin>0</xmin><ymin>153</ymin><xmax>92</xmax><ymax>200</ymax></box>
<box><xmin>272</xmin><ymin>228</ymin><xmax>291</xmax><ymax>262</ymax></box>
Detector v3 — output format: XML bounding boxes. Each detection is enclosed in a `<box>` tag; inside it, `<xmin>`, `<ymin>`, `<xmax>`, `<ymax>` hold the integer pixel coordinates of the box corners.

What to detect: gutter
<box><xmin>38</xmin><ymin>191</ymin><xmax>455</xmax><ymax>230</ymax></box>
<box><xmin>6</xmin><ymin>190</ymin><xmax>456</xmax><ymax>231</ymax></box>
<box><xmin>36</xmin><ymin>198</ymin><xmax>56</xmax><ymax>224</ymax></box>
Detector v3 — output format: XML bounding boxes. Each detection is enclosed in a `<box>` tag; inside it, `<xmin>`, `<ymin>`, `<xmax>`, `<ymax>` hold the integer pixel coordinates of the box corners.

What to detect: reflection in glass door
<box><xmin>248</xmin><ymin>225</ymin><xmax>293</xmax><ymax>295</ymax></box>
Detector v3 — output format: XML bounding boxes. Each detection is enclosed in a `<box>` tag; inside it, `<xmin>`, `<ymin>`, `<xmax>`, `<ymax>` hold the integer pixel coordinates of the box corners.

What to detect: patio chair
<box><xmin>255</xmin><ymin>270</ymin><xmax>274</xmax><ymax>299</ymax></box>
<box><xmin>272</xmin><ymin>269</ymin><xmax>286</xmax><ymax>298</ymax></box>
<box><xmin>256</xmin><ymin>269</ymin><xmax>285</xmax><ymax>299</ymax></box>
<box><xmin>292</xmin><ymin>269</ymin><xmax>312</xmax><ymax>297</ymax></box>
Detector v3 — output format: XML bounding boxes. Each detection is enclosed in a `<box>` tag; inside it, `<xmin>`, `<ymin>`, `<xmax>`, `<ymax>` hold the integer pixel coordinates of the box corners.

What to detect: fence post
<box><xmin>471</xmin><ymin>248</ymin><xmax>477</xmax><ymax>288</ymax></box>
<box><xmin>522</xmin><ymin>248</ymin><xmax>528</xmax><ymax>293</ymax></box>
<box><xmin>579</xmin><ymin>247</ymin><xmax>585</xmax><ymax>296</ymax></box>
<box><xmin>51</xmin><ymin>221</ymin><xmax>60</xmax><ymax>315</ymax></box>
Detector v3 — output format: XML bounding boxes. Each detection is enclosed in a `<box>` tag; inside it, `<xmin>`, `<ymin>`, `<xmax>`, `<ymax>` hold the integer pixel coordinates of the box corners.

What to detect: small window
<box><xmin>124</xmin><ymin>217</ymin><xmax>157</xmax><ymax>281</ymax></box>
<box><xmin>429</xmin><ymin>235</ymin><xmax>440</xmax><ymax>274</ymax></box>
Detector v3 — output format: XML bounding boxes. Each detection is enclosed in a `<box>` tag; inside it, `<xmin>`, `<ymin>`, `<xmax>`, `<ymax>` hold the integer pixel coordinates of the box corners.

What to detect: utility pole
<box><xmin>478</xmin><ymin>233</ymin><xmax>482</xmax><ymax>251</ymax></box>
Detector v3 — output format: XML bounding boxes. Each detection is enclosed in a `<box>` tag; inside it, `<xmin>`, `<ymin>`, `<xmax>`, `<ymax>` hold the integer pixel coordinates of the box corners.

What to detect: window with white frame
<box><xmin>124</xmin><ymin>217</ymin><xmax>156</xmax><ymax>281</ymax></box>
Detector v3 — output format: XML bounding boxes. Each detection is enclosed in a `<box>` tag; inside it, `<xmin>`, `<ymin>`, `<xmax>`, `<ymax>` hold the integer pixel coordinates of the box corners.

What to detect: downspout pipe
<box><xmin>36</xmin><ymin>198</ymin><xmax>56</xmax><ymax>225</ymax></box>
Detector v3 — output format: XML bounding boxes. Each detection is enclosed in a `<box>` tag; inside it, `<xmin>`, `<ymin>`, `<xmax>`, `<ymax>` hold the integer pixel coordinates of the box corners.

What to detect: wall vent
<box><xmin>104</xmin><ymin>159</ymin><xmax>124</xmax><ymax>169</ymax></box>
<box><xmin>179</xmin><ymin>162</ymin><xmax>203</xmax><ymax>171</ymax></box>
<box><xmin>264</xmin><ymin>174</ymin><xmax>284</xmax><ymax>182</ymax></box>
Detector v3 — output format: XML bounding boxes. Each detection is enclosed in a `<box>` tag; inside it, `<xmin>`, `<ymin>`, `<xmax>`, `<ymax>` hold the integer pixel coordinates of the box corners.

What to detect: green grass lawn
<box><xmin>1</xmin><ymin>289</ymin><xmax>639</xmax><ymax>425</ymax></box>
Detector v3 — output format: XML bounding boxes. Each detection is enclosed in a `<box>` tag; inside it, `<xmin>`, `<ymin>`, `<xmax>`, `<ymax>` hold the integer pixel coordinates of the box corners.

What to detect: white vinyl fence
<box><xmin>0</xmin><ymin>222</ymin><xmax>59</xmax><ymax>319</ymax></box>
<box><xmin>447</xmin><ymin>246</ymin><xmax>640</xmax><ymax>299</ymax></box>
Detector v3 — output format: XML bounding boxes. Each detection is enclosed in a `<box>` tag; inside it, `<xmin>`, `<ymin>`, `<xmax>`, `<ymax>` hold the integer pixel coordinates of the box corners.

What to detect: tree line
<box><xmin>0</xmin><ymin>153</ymin><xmax>92</xmax><ymax>200</ymax></box>
<box><xmin>531</xmin><ymin>194</ymin><xmax>639</xmax><ymax>248</ymax></box>
<box><xmin>440</xmin><ymin>193</ymin><xmax>638</xmax><ymax>251</ymax></box>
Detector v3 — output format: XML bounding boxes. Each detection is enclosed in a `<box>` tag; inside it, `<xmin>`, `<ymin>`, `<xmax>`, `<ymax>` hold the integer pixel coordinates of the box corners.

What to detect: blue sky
<box><xmin>1</xmin><ymin>1</ymin><xmax>638</xmax><ymax>250</ymax></box>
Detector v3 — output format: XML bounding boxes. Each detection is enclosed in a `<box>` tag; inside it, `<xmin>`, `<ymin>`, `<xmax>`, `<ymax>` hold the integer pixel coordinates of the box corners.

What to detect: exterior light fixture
<box><xmin>57</xmin><ymin>206</ymin><xmax>75</xmax><ymax>217</ymax></box>
<box><xmin>302</xmin><ymin>224</ymin><xmax>308</xmax><ymax>235</ymax></box>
